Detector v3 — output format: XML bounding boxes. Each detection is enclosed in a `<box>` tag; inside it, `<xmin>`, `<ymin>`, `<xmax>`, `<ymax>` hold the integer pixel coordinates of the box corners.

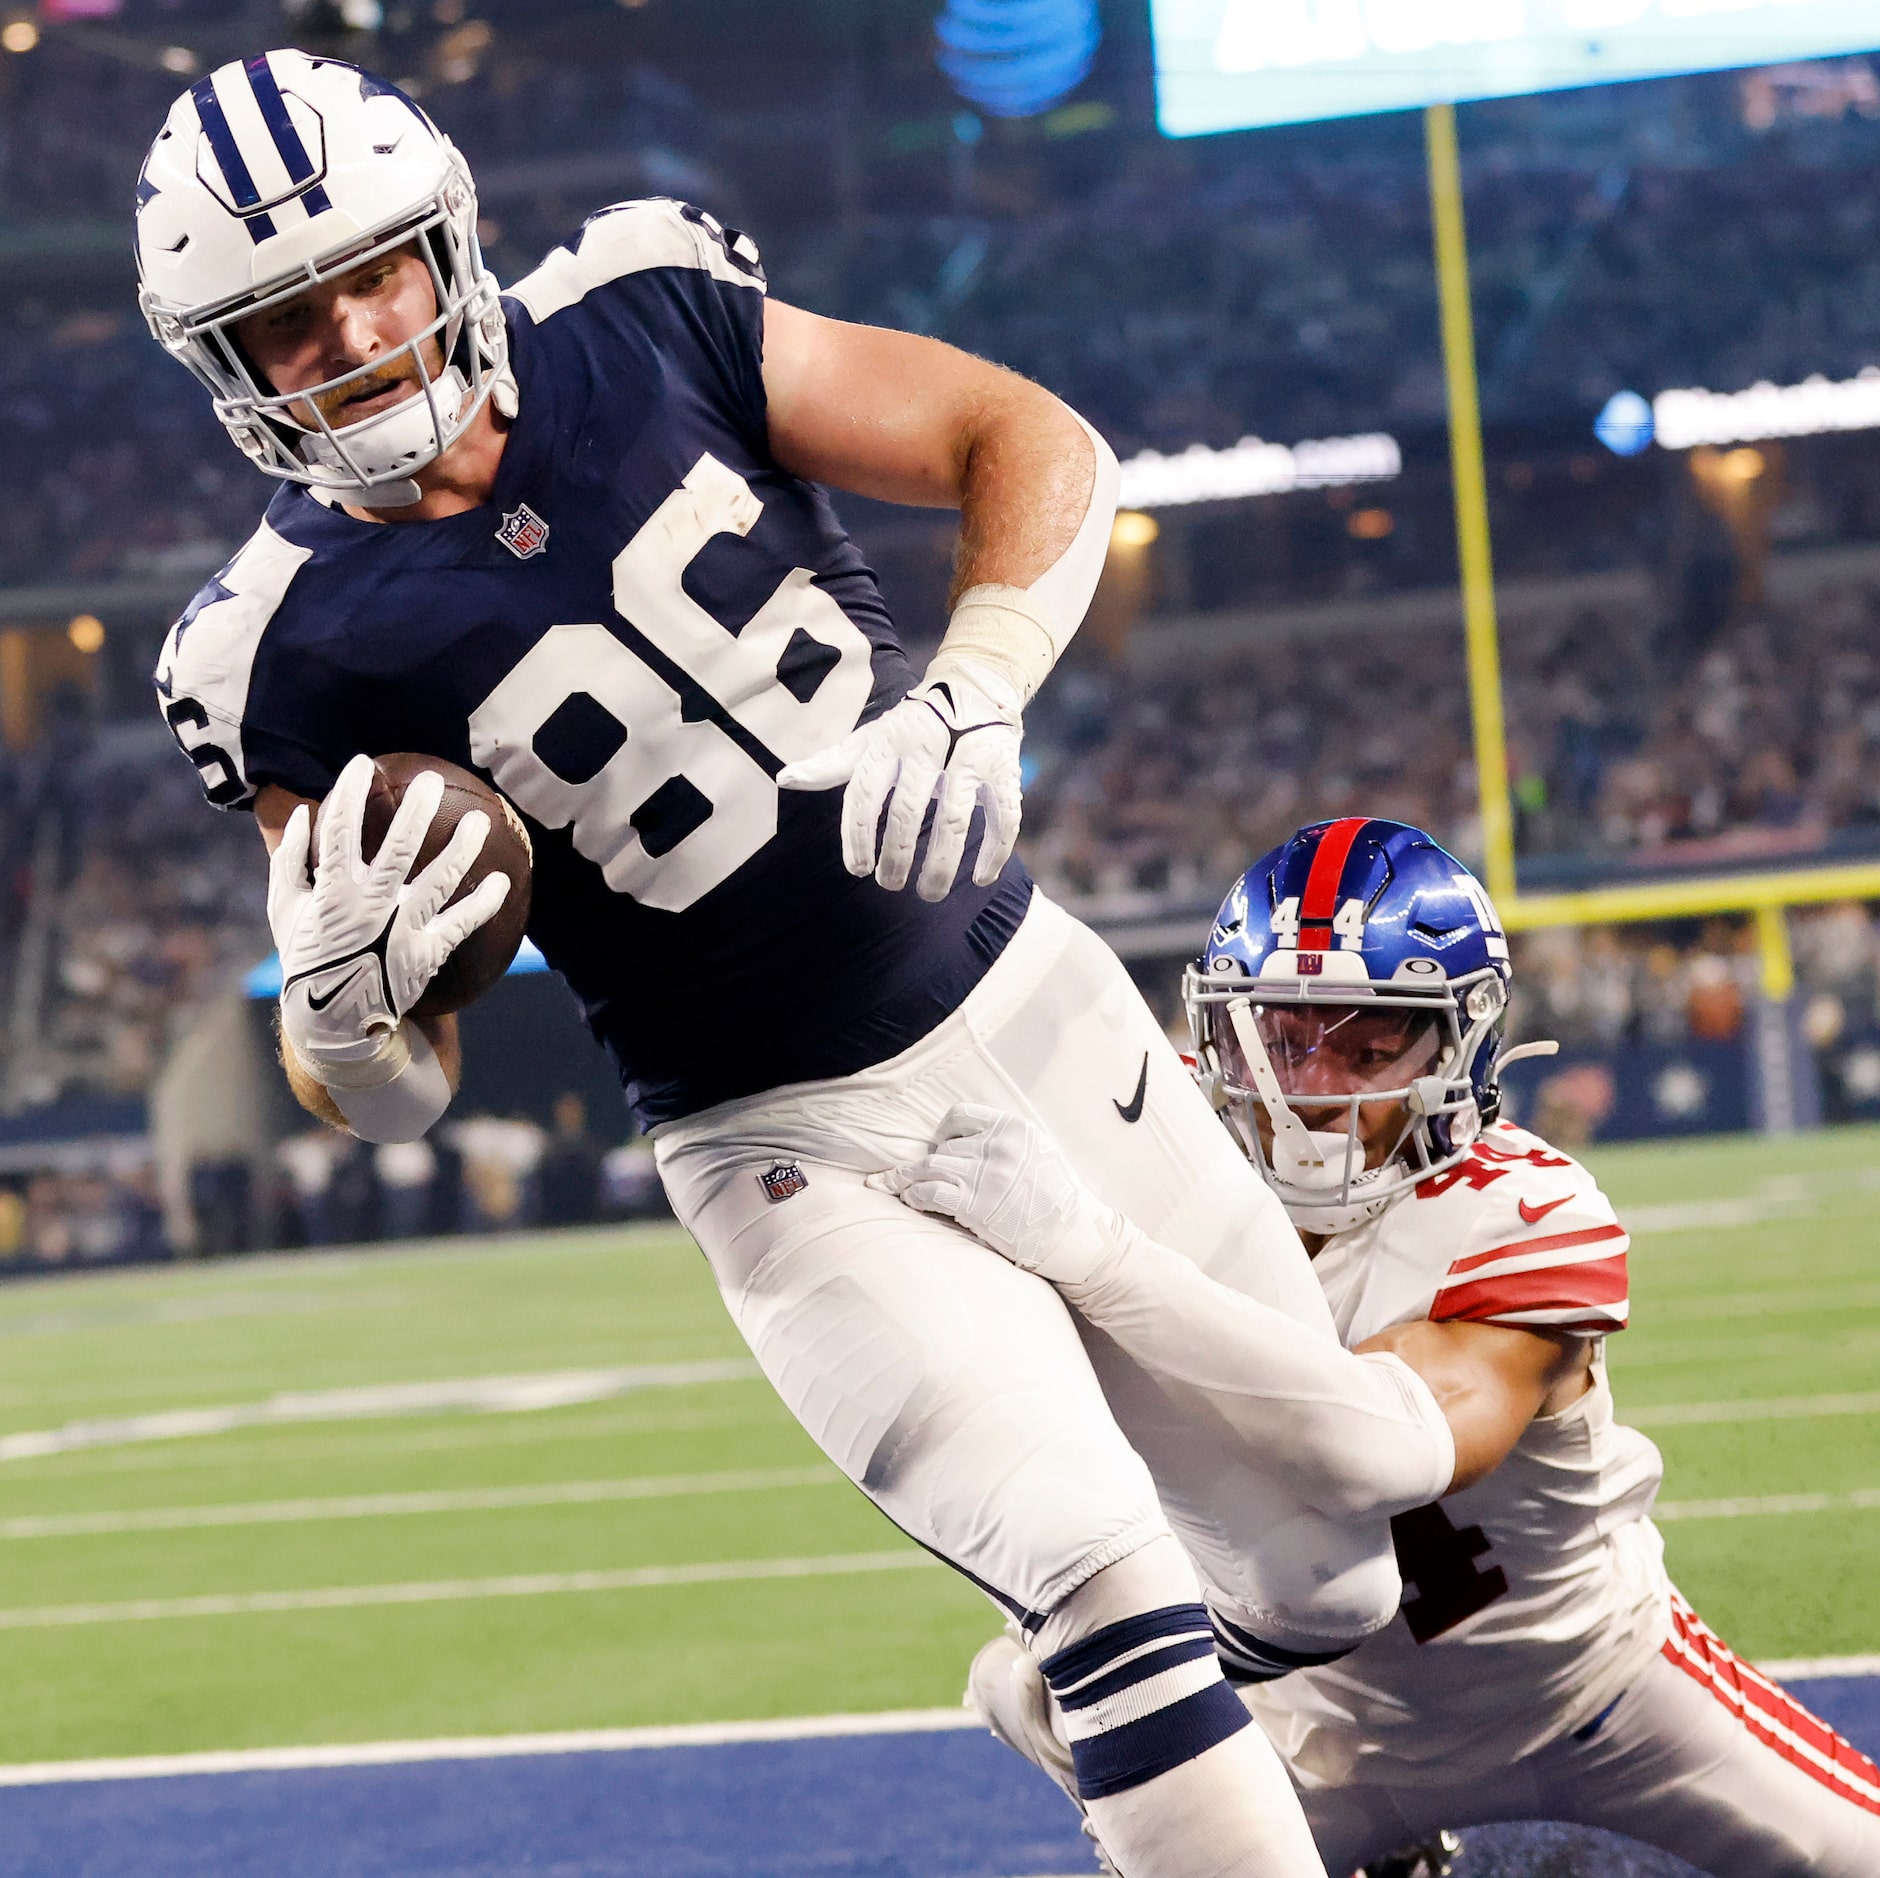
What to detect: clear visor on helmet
<box><xmin>1185</xmin><ymin>971</ymin><xmax>1484</xmax><ymax>1231</ymax></box>
<box><xmin>1223</xmin><ymin>1001</ymin><xmax>1445</xmax><ymax>1104</ymax></box>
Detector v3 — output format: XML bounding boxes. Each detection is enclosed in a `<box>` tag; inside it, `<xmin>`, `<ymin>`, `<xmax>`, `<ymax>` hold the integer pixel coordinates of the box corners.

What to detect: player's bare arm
<box><xmin>761</xmin><ymin>300</ymin><xmax>1096</xmax><ymax>596</ymax></box>
<box><xmin>768</xmin><ymin>301</ymin><xmax>1119</xmax><ymax>902</ymax></box>
<box><xmin>1355</xmin><ymin>1319</ymin><xmax>1591</xmax><ymax>1493</ymax></box>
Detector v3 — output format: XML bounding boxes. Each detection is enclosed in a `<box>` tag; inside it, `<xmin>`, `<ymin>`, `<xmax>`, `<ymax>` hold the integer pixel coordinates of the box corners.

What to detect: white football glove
<box><xmin>269</xmin><ymin>753</ymin><xmax>510</xmax><ymax>1078</ymax></box>
<box><xmin>777</xmin><ymin>659</ymin><xmax>1022</xmax><ymax>901</ymax></box>
<box><xmin>870</xmin><ymin>1102</ymin><xmax>1121</xmax><ymax>1289</ymax></box>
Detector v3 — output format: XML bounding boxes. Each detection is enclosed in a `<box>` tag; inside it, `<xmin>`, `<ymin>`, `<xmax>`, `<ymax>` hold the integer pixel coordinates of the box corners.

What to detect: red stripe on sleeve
<box><xmin>1297</xmin><ymin>817</ymin><xmax>1369</xmax><ymax>945</ymax></box>
<box><xmin>1431</xmin><ymin>1252</ymin><xmax>1629</xmax><ymax>1325</ymax></box>
<box><xmin>1446</xmin><ymin>1221</ymin><xmax>1626</xmax><ymax>1277</ymax></box>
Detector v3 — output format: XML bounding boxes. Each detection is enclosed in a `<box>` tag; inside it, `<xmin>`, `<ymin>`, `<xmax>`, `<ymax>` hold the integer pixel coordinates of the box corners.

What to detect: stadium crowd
<box><xmin>6</xmin><ymin>6</ymin><xmax>1880</xmax><ymax>1264</ymax></box>
<box><xmin>1020</xmin><ymin>566</ymin><xmax>1880</xmax><ymax>904</ymax></box>
<box><xmin>7</xmin><ymin>24</ymin><xmax>1880</xmax><ymax>585</ymax></box>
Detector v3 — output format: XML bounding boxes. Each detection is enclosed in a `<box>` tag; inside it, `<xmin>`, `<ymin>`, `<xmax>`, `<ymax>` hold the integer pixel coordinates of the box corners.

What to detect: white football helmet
<box><xmin>134</xmin><ymin>50</ymin><xmax>506</xmax><ymax>506</ymax></box>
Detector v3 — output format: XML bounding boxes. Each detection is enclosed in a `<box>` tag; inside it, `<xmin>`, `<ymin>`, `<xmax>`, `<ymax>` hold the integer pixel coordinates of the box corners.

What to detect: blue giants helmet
<box><xmin>1183</xmin><ymin>818</ymin><xmax>1517</xmax><ymax>1234</ymax></box>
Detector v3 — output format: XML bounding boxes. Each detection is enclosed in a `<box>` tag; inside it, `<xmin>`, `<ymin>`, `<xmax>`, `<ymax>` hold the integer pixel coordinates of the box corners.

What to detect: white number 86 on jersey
<box><xmin>469</xmin><ymin>453</ymin><xmax>875</xmax><ymax>913</ymax></box>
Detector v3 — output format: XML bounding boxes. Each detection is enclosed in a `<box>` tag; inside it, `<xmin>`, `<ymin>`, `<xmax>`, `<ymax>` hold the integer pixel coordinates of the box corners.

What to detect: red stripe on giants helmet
<box><xmin>1297</xmin><ymin>817</ymin><xmax>1369</xmax><ymax>951</ymax></box>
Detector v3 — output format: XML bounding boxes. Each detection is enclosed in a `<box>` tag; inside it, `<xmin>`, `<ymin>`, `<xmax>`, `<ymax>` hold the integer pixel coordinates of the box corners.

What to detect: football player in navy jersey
<box><xmin>137</xmin><ymin>53</ymin><xmax>1458</xmax><ymax>1875</ymax></box>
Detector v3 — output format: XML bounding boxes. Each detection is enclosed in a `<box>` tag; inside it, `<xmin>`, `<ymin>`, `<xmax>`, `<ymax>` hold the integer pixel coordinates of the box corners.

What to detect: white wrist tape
<box><xmin>937</xmin><ymin>412</ymin><xmax>1120</xmax><ymax>704</ymax></box>
<box><xmin>305</xmin><ymin>1019</ymin><xmax>452</xmax><ymax>1145</ymax></box>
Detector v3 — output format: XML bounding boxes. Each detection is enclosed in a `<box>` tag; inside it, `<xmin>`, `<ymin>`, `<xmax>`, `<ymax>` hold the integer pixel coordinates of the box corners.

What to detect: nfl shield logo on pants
<box><xmin>758</xmin><ymin>1161</ymin><xmax>809</xmax><ymax>1204</ymax></box>
<box><xmin>496</xmin><ymin>503</ymin><xmax>550</xmax><ymax>560</ymax></box>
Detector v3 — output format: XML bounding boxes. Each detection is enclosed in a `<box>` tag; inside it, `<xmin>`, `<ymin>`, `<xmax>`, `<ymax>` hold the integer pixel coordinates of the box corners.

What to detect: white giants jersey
<box><xmin>1248</xmin><ymin>1120</ymin><xmax>1673</xmax><ymax>1783</ymax></box>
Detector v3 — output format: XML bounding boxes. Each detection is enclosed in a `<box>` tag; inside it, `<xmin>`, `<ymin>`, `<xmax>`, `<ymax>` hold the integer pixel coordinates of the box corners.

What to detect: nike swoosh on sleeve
<box><xmin>1517</xmin><ymin>1194</ymin><xmax>1572</xmax><ymax>1225</ymax></box>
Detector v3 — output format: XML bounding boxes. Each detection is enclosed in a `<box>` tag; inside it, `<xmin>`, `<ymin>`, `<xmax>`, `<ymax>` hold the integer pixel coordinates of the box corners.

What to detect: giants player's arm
<box><xmin>1357</xmin><ymin>1319</ymin><xmax>1594</xmax><ymax>1494</ymax></box>
<box><xmin>254</xmin><ymin>783</ymin><xmax>464</xmax><ymax>1128</ymax></box>
<box><xmin>762</xmin><ymin>300</ymin><xmax>1106</xmax><ymax>667</ymax></box>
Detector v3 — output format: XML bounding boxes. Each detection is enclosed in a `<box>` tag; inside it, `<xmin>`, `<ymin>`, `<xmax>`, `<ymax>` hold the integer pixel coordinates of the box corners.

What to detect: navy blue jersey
<box><xmin>156</xmin><ymin>199</ymin><xmax>1029</xmax><ymax>1128</ymax></box>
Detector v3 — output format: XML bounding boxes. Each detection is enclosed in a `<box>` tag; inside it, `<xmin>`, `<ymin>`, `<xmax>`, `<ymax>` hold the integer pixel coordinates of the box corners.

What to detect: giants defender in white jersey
<box><xmin>1269</xmin><ymin>1115</ymin><xmax>1662</xmax><ymax>1787</ymax></box>
<box><xmin>887</xmin><ymin>819</ymin><xmax>1880</xmax><ymax>1878</ymax></box>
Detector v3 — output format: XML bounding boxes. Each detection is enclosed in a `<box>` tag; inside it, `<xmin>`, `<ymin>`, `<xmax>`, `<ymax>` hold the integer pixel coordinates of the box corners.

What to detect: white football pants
<box><xmin>655</xmin><ymin>890</ymin><xmax>1402</xmax><ymax>1651</ymax></box>
<box><xmin>1284</xmin><ymin>1597</ymin><xmax>1880</xmax><ymax>1878</ymax></box>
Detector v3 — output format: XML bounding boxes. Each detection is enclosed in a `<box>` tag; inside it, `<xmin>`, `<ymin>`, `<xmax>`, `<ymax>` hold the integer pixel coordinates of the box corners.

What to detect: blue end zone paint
<box><xmin>0</xmin><ymin>1731</ymin><xmax>1096</xmax><ymax>1878</ymax></box>
<box><xmin>0</xmin><ymin>1680</ymin><xmax>1871</xmax><ymax>1878</ymax></box>
<box><xmin>1785</xmin><ymin>1672</ymin><xmax>1880</xmax><ymax>1748</ymax></box>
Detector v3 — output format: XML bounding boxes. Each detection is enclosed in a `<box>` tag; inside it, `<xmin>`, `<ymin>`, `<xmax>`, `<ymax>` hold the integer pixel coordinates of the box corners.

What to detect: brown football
<box><xmin>312</xmin><ymin>754</ymin><xmax>533</xmax><ymax>1018</ymax></box>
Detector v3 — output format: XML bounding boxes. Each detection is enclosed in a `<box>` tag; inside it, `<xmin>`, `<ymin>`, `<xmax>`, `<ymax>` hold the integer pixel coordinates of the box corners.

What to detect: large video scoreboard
<box><xmin>1151</xmin><ymin>0</ymin><xmax>1880</xmax><ymax>135</ymax></box>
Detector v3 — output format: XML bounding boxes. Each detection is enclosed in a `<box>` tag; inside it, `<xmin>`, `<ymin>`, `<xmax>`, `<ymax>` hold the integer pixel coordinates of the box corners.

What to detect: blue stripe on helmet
<box><xmin>190</xmin><ymin>76</ymin><xmax>278</xmax><ymax>242</ymax></box>
<box><xmin>243</xmin><ymin>53</ymin><xmax>333</xmax><ymax>218</ymax></box>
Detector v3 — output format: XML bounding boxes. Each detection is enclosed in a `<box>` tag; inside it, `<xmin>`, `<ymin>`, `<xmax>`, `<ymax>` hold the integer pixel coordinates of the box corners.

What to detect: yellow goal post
<box><xmin>1424</xmin><ymin>102</ymin><xmax>1880</xmax><ymax>1003</ymax></box>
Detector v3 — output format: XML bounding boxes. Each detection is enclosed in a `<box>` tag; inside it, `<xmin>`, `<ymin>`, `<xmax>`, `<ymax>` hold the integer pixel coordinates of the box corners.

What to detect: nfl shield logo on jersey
<box><xmin>496</xmin><ymin>503</ymin><xmax>550</xmax><ymax>560</ymax></box>
<box><xmin>758</xmin><ymin>1161</ymin><xmax>809</xmax><ymax>1204</ymax></box>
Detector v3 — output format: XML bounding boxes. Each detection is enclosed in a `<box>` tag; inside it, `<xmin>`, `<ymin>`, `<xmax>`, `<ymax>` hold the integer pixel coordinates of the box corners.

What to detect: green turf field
<box><xmin>0</xmin><ymin>1124</ymin><xmax>1874</xmax><ymax>1767</ymax></box>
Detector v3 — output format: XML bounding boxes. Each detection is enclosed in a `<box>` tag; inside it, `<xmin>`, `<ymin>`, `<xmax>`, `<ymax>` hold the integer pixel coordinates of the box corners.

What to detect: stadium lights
<box><xmin>1</xmin><ymin>19</ymin><xmax>39</xmax><ymax>52</ymax></box>
<box><xmin>1116</xmin><ymin>432</ymin><xmax>1401</xmax><ymax>509</ymax></box>
<box><xmin>1653</xmin><ymin>367</ymin><xmax>1880</xmax><ymax>449</ymax></box>
<box><xmin>66</xmin><ymin>615</ymin><xmax>105</xmax><ymax>654</ymax></box>
<box><xmin>1595</xmin><ymin>369</ymin><xmax>1880</xmax><ymax>454</ymax></box>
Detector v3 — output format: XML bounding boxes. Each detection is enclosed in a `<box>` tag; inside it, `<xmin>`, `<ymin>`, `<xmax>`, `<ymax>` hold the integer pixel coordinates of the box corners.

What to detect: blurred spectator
<box><xmin>278</xmin><ymin>1128</ymin><xmax>344</xmax><ymax>1247</ymax></box>
<box><xmin>187</xmin><ymin>1155</ymin><xmax>252</xmax><ymax>1257</ymax></box>
<box><xmin>325</xmin><ymin>1137</ymin><xmax>386</xmax><ymax>1246</ymax></box>
<box><xmin>376</xmin><ymin>1140</ymin><xmax>439</xmax><ymax>1240</ymax></box>
<box><xmin>538</xmin><ymin>1094</ymin><xmax>604</xmax><ymax>1227</ymax></box>
<box><xmin>2</xmin><ymin>1162</ymin><xmax>165</xmax><ymax>1269</ymax></box>
<box><xmin>600</xmin><ymin>1141</ymin><xmax>667</xmax><ymax>1220</ymax></box>
<box><xmin>448</xmin><ymin>1116</ymin><xmax>546</xmax><ymax>1232</ymax></box>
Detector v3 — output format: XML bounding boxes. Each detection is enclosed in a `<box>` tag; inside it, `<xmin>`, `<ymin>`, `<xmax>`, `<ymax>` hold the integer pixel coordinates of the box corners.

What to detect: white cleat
<box><xmin>965</xmin><ymin>1628</ymin><xmax>1124</xmax><ymax>1877</ymax></box>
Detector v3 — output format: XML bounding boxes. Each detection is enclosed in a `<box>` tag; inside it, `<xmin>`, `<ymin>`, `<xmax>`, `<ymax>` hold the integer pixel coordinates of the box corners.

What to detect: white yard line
<box><xmin>0</xmin><ymin>1360</ymin><xmax>760</xmax><ymax>1463</ymax></box>
<box><xmin>1620</xmin><ymin>1171</ymin><xmax>1880</xmax><ymax>1237</ymax></box>
<box><xmin>0</xmin><ymin>1466</ymin><xmax>842</xmax><ymax>1539</ymax></box>
<box><xmin>1622</xmin><ymin>1196</ymin><xmax>1816</xmax><ymax>1234</ymax></box>
<box><xmin>0</xmin><ymin>1707</ymin><xmax>981</xmax><ymax>1787</ymax></box>
<box><xmin>1654</xmin><ymin>1489</ymin><xmax>1880</xmax><ymax>1521</ymax></box>
<box><xmin>1763</xmin><ymin>1653</ymin><xmax>1880</xmax><ymax>1681</ymax></box>
<box><xmin>5</xmin><ymin>1657</ymin><xmax>1876</xmax><ymax>1788</ymax></box>
<box><xmin>0</xmin><ymin>1549</ymin><xmax>942</xmax><ymax>1632</ymax></box>
<box><xmin>1629</xmin><ymin>1391</ymin><xmax>1880</xmax><ymax>1427</ymax></box>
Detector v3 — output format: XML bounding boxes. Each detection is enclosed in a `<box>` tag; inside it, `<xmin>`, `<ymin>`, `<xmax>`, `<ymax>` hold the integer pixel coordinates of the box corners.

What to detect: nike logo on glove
<box><xmin>305</xmin><ymin>962</ymin><xmax>370</xmax><ymax>1013</ymax></box>
<box><xmin>1114</xmin><ymin>1053</ymin><xmax>1149</xmax><ymax>1124</ymax></box>
<box><xmin>1518</xmin><ymin>1194</ymin><xmax>1571</xmax><ymax>1225</ymax></box>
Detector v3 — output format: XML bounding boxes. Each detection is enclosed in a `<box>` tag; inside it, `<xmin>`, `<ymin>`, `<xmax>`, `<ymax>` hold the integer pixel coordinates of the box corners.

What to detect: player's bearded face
<box><xmin>235</xmin><ymin>243</ymin><xmax>446</xmax><ymax>432</ymax></box>
<box><xmin>1222</xmin><ymin>1003</ymin><xmax>1444</xmax><ymax>1171</ymax></box>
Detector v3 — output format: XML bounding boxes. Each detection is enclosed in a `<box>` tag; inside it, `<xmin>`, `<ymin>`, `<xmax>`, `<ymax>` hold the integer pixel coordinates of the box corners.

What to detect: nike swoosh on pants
<box><xmin>1113</xmin><ymin>1053</ymin><xmax>1149</xmax><ymax>1124</ymax></box>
